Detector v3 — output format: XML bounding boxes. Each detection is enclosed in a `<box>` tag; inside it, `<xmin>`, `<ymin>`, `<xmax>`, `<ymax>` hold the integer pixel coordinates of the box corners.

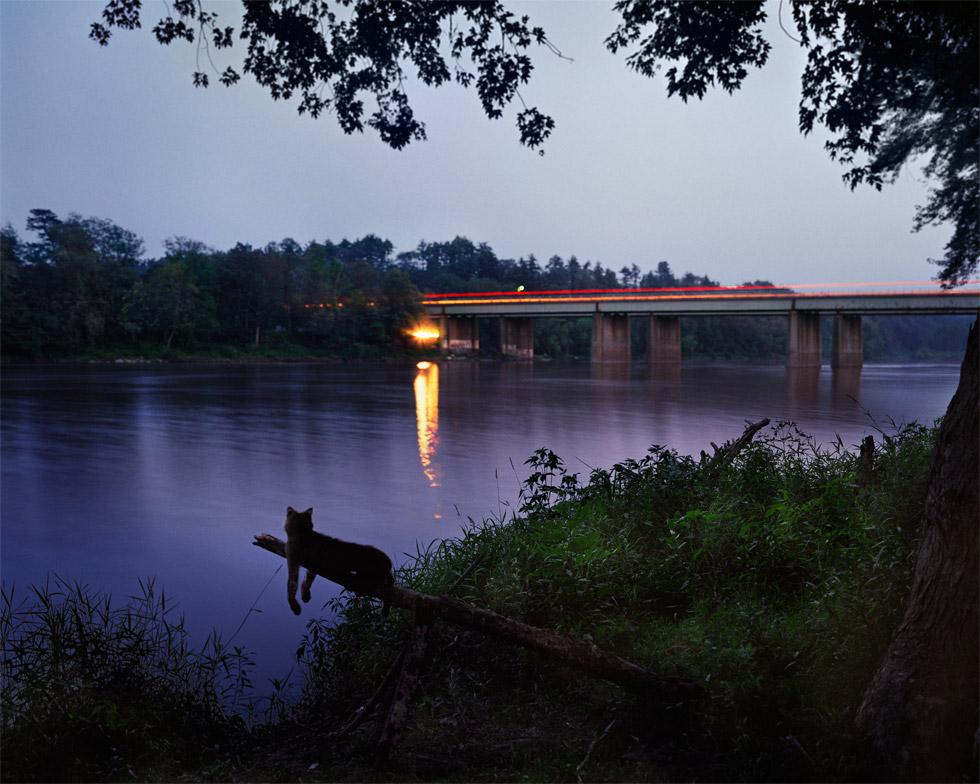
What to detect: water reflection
<box><xmin>413</xmin><ymin>361</ymin><xmax>440</xmax><ymax>486</ymax></box>
<box><xmin>591</xmin><ymin>362</ymin><xmax>631</xmax><ymax>382</ymax></box>
<box><xmin>832</xmin><ymin>367</ymin><xmax>862</xmax><ymax>403</ymax></box>
<box><xmin>787</xmin><ymin>366</ymin><xmax>820</xmax><ymax>413</ymax></box>
<box><xmin>647</xmin><ymin>361</ymin><xmax>681</xmax><ymax>387</ymax></box>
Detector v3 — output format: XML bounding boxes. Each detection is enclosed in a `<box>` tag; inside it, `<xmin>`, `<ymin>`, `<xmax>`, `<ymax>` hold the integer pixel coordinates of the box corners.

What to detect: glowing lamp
<box><xmin>407</xmin><ymin>325</ymin><xmax>441</xmax><ymax>344</ymax></box>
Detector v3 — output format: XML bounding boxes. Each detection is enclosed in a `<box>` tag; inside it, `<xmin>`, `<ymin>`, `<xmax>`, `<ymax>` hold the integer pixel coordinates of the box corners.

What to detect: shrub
<box><xmin>290</xmin><ymin>421</ymin><xmax>935</xmax><ymax>781</ymax></box>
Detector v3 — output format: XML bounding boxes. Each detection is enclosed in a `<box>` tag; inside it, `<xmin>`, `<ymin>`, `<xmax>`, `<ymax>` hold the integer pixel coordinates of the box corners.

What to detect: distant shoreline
<box><xmin>1</xmin><ymin>352</ymin><xmax>965</xmax><ymax>367</ymax></box>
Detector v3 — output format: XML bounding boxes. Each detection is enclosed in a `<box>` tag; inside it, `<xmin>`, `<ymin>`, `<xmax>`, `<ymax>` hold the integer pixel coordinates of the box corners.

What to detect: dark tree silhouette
<box><xmin>606</xmin><ymin>0</ymin><xmax>977</xmax><ymax>286</ymax></box>
<box><xmin>854</xmin><ymin>320</ymin><xmax>978</xmax><ymax>781</ymax></box>
<box><xmin>604</xmin><ymin>5</ymin><xmax>978</xmax><ymax>776</ymax></box>
<box><xmin>92</xmin><ymin>0</ymin><xmax>976</xmax><ymax>284</ymax></box>
<box><xmin>91</xmin><ymin>0</ymin><xmax>560</xmax><ymax>151</ymax></box>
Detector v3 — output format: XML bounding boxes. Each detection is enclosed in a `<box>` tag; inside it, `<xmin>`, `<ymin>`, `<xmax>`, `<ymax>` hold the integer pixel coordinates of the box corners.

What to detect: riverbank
<box><xmin>1</xmin><ymin>340</ymin><xmax>430</xmax><ymax>364</ymax></box>
<box><xmin>3</xmin><ymin>344</ymin><xmax>969</xmax><ymax>366</ymax></box>
<box><xmin>1</xmin><ymin>420</ymin><xmax>935</xmax><ymax>782</ymax></box>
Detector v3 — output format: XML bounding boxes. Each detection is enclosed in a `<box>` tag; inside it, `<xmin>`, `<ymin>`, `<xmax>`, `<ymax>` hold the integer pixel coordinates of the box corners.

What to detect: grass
<box><xmin>291</xmin><ymin>421</ymin><xmax>932</xmax><ymax>781</ymax></box>
<box><xmin>0</xmin><ymin>578</ymin><xmax>261</xmax><ymax>782</ymax></box>
<box><xmin>1</xmin><ymin>421</ymin><xmax>936</xmax><ymax>781</ymax></box>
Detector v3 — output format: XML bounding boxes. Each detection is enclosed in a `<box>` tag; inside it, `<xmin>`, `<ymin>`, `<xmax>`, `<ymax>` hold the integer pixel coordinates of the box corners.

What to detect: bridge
<box><xmin>421</xmin><ymin>282</ymin><xmax>980</xmax><ymax>366</ymax></box>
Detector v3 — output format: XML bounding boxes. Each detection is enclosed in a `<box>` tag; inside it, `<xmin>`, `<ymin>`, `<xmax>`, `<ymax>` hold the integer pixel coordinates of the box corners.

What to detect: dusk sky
<box><xmin>1</xmin><ymin>0</ymin><xmax>952</xmax><ymax>285</ymax></box>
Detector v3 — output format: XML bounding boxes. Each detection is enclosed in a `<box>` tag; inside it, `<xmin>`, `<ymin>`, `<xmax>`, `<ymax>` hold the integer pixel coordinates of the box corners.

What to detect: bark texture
<box><xmin>378</xmin><ymin>618</ymin><xmax>429</xmax><ymax>758</ymax></box>
<box><xmin>854</xmin><ymin>318</ymin><xmax>979</xmax><ymax>781</ymax></box>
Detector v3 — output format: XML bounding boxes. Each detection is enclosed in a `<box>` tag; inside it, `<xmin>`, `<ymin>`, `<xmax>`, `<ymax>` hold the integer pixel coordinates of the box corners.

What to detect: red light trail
<box><xmin>421</xmin><ymin>280</ymin><xmax>980</xmax><ymax>306</ymax></box>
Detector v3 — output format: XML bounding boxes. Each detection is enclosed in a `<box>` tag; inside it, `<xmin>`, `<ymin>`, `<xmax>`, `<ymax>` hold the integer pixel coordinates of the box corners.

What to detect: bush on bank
<box><xmin>1</xmin><ymin>422</ymin><xmax>935</xmax><ymax>781</ymax></box>
<box><xmin>296</xmin><ymin>421</ymin><xmax>933</xmax><ymax>781</ymax></box>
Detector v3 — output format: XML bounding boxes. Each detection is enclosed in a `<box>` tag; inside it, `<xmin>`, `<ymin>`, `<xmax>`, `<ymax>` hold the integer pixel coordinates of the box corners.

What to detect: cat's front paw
<box><xmin>301</xmin><ymin>587</ymin><xmax>311</xmax><ymax>603</ymax></box>
<box><xmin>289</xmin><ymin>598</ymin><xmax>301</xmax><ymax>615</ymax></box>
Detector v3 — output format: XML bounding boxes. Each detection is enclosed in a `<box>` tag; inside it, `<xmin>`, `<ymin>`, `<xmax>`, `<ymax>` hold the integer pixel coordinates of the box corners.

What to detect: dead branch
<box><xmin>702</xmin><ymin>417</ymin><xmax>770</xmax><ymax>479</ymax></box>
<box><xmin>330</xmin><ymin>553</ymin><xmax>485</xmax><ymax>749</ymax></box>
<box><xmin>332</xmin><ymin>648</ymin><xmax>406</xmax><ymax>740</ymax></box>
<box><xmin>376</xmin><ymin>552</ymin><xmax>482</xmax><ymax>756</ymax></box>
<box><xmin>253</xmin><ymin>534</ymin><xmax>698</xmax><ymax>701</ymax></box>
<box><xmin>378</xmin><ymin>618</ymin><xmax>429</xmax><ymax>759</ymax></box>
<box><xmin>576</xmin><ymin>719</ymin><xmax>618</xmax><ymax>783</ymax></box>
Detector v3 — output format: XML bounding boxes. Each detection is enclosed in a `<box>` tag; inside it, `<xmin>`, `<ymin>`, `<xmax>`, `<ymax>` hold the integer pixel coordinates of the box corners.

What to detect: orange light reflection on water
<box><xmin>413</xmin><ymin>362</ymin><xmax>440</xmax><ymax>487</ymax></box>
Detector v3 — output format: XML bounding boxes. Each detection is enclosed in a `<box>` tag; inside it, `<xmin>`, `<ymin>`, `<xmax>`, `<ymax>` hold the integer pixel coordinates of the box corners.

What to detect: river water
<box><xmin>0</xmin><ymin>360</ymin><xmax>960</xmax><ymax>687</ymax></box>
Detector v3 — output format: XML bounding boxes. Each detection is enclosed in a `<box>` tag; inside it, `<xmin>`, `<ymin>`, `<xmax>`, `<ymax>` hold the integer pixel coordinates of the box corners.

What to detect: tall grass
<box><xmin>292</xmin><ymin>421</ymin><xmax>935</xmax><ymax>781</ymax></box>
<box><xmin>0</xmin><ymin>577</ymin><xmax>251</xmax><ymax>782</ymax></box>
<box><xmin>1</xmin><ymin>421</ymin><xmax>937</xmax><ymax>781</ymax></box>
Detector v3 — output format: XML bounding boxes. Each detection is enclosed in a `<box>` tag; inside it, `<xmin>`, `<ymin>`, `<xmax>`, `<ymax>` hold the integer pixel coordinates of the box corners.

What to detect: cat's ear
<box><xmin>287</xmin><ymin>506</ymin><xmax>296</xmax><ymax>515</ymax></box>
<box><xmin>304</xmin><ymin>507</ymin><xmax>313</xmax><ymax>516</ymax></box>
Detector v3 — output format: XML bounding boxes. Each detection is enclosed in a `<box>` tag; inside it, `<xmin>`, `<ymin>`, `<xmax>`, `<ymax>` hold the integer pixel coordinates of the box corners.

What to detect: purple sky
<box><xmin>1</xmin><ymin>0</ymin><xmax>951</xmax><ymax>285</ymax></box>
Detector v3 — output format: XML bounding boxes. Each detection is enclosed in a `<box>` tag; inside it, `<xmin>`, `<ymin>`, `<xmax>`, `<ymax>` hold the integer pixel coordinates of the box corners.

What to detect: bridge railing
<box><xmin>421</xmin><ymin>280</ymin><xmax>980</xmax><ymax>306</ymax></box>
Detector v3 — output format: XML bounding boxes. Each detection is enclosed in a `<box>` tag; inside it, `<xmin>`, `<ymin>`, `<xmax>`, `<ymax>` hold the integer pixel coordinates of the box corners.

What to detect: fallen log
<box><xmin>253</xmin><ymin>534</ymin><xmax>698</xmax><ymax>701</ymax></box>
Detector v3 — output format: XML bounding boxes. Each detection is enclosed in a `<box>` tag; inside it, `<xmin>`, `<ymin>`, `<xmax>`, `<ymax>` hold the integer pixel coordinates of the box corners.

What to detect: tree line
<box><xmin>0</xmin><ymin>209</ymin><xmax>717</xmax><ymax>359</ymax></box>
<box><xmin>1</xmin><ymin>209</ymin><xmax>423</xmax><ymax>358</ymax></box>
<box><xmin>1</xmin><ymin>208</ymin><xmax>969</xmax><ymax>361</ymax></box>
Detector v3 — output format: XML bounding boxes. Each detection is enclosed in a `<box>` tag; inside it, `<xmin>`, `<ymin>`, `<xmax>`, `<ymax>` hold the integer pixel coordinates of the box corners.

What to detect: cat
<box><xmin>284</xmin><ymin>506</ymin><xmax>394</xmax><ymax>616</ymax></box>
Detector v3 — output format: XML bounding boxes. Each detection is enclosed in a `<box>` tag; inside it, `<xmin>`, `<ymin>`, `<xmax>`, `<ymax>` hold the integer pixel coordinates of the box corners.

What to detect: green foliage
<box><xmin>533</xmin><ymin>317</ymin><xmax>592</xmax><ymax>358</ymax></box>
<box><xmin>861</xmin><ymin>314</ymin><xmax>975</xmax><ymax>361</ymax></box>
<box><xmin>124</xmin><ymin>252</ymin><xmax>218</xmax><ymax>348</ymax></box>
<box><xmin>2</xmin><ymin>213</ymin><xmax>427</xmax><ymax>360</ymax></box>
<box><xmin>0</xmin><ymin>421</ymin><xmax>939</xmax><ymax>780</ymax></box>
<box><xmin>5</xmin><ymin>210</ymin><xmax>968</xmax><ymax>363</ymax></box>
<box><xmin>0</xmin><ymin>578</ymin><xmax>252</xmax><ymax>782</ymax></box>
<box><xmin>678</xmin><ymin>315</ymin><xmax>787</xmax><ymax>360</ymax></box>
<box><xmin>608</xmin><ymin>1</ymin><xmax>977</xmax><ymax>285</ymax></box>
<box><xmin>290</xmin><ymin>421</ymin><xmax>935</xmax><ymax>781</ymax></box>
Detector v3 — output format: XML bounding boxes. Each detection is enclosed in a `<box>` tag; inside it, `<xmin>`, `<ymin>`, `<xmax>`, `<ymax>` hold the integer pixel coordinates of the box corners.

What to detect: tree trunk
<box><xmin>854</xmin><ymin>318</ymin><xmax>978</xmax><ymax>781</ymax></box>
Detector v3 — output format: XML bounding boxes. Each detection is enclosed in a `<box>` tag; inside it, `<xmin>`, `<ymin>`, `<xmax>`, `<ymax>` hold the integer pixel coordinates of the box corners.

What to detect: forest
<box><xmin>1</xmin><ymin>209</ymin><xmax>971</xmax><ymax>362</ymax></box>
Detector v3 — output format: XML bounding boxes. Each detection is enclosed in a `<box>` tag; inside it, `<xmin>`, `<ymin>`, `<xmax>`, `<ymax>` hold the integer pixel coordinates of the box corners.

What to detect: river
<box><xmin>0</xmin><ymin>360</ymin><xmax>960</xmax><ymax>688</ymax></box>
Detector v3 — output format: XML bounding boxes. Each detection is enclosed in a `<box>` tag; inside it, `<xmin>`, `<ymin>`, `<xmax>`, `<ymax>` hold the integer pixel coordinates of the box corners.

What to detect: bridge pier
<box><xmin>500</xmin><ymin>317</ymin><xmax>533</xmax><ymax>360</ymax></box>
<box><xmin>832</xmin><ymin>314</ymin><xmax>863</xmax><ymax>368</ymax></box>
<box><xmin>592</xmin><ymin>312</ymin><xmax>630</xmax><ymax>363</ymax></box>
<box><xmin>436</xmin><ymin>315</ymin><xmax>447</xmax><ymax>351</ymax></box>
<box><xmin>648</xmin><ymin>315</ymin><xmax>681</xmax><ymax>363</ymax></box>
<box><xmin>445</xmin><ymin>316</ymin><xmax>479</xmax><ymax>355</ymax></box>
<box><xmin>787</xmin><ymin>311</ymin><xmax>821</xmax><ymax>368</ymax></box>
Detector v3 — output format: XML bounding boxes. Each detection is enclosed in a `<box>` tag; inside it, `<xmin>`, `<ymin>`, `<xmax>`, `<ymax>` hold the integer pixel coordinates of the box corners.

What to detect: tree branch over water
<box><xmin>252</xmin><ymin>533</ymin><xmax>699</xmax><ymax>702</ymax></box>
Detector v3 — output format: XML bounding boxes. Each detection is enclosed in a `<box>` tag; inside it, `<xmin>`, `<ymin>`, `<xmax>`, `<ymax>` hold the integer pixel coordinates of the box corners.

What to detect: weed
<box><xmin>289</xmin><ymin>421</ymin><xmax>934</xmax><ymax>781</ymax></box>
<box><xmin>1</xmin><ymin>421</ymin><xmax>937</xmax><ymax>781</ymax></box>
<box><xmin>0</xmin><ymin>577</ymin><xmax>250</xmax><ymax>782</ymax></box>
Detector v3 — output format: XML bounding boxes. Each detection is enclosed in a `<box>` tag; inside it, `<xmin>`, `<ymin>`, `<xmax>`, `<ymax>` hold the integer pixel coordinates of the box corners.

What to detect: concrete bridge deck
<box><xmin>420</xmin><ymin>286</ymin><xmax>979</xmax><ymax>366</ymax></box>
<box><xmin>423</xmin><ymin>290</ymin><xmax>980</xmax><ymax>317</ymax></box>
